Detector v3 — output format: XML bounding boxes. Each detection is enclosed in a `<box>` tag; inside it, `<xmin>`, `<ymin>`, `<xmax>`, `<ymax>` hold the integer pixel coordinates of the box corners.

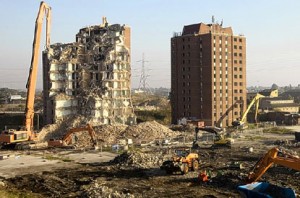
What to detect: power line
<box><xmin>136</xmin><ymin>53</ymin><xmax>152</xmax><ymax>93</ymax></box>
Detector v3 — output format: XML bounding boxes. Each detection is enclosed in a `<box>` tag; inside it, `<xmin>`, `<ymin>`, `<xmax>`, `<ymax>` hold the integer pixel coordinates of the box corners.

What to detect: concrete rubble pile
<box><xmin>85</xmin><ymin>182</ymin><xmax>135</xmax><ymax>198</ymax></box>
<box><xmin>76</xmin><ymin>121</ymin><xmax>180</xmax><ymax>147</ymax></box>
<box><xmin>38</xmin><ymin>118</ymin><xmax>180</xmax><ymax>148</ymax></box>
<box><xmin>38</xmin><ymin>115</ymin><xmax>88</xmax><ymax>141</ymax></box>
<box><xmin>76</xmin><ymin>124</ymin><xmax>128</xmax><ymax>146</ymax></box>
<box><xmin>274</xmin><ymin>140</ymin><xmax>300</xmax><ymax>148</ymax></box>
<box><xmin>111</xmin><ymin>151</ymin><xmax>165</xmax><ymax>169</ymax></box>
<box><xmin>121</xmin><ymin>121</ymin><xmax>180</xmax><ymax>143</ymax></box>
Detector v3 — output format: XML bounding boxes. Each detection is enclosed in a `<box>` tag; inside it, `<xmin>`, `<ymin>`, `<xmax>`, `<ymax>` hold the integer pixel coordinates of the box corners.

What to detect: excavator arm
<box><xmin>48</xmin><ymin>124</ymin><xmax>98</xmax><ymax>147</ymax></box>
<box><xmin>248</xmin><ymin>147</ymin><xmax>300</xmax><ymax>183</ymax></box>
<box><xmin>232</xmin><ymin>93</ymin><xmax>265</xmax><ymax>127</ymax></box>
<box><xmin>62</xmin><ymin>123</ymin><xmax>97</xmax><ymax>146</ymax></box>
<box><xmin>25</xmin><ymin>1</ymin><xmax>51</xmax><ymax>133</ymax></box>
<box><xmin>216</xmin><ymin>100</ymin><xmax>243</xmax><ymax>127</ymax></box>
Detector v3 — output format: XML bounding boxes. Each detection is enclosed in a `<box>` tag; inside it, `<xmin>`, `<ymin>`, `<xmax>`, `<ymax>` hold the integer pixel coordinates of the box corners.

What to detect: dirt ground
<box><xmin>0</xmin><ymin>130</ymin><xmax>299</xmax><ymax>198</ymax></box>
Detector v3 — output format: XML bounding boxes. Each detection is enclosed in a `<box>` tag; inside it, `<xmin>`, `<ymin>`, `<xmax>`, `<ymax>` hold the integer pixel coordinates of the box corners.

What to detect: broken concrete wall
<box><xmin>43</xmin><ymin>18</ymin><xmax>136</xmax><ymax>125</ymax></box>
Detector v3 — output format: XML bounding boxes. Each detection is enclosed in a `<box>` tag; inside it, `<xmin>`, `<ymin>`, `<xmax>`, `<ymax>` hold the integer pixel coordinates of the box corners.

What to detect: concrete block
<box><xmin>0</xmin><ymin>155</ymin><xmax>9</xmax><ymax>160</ymax></box>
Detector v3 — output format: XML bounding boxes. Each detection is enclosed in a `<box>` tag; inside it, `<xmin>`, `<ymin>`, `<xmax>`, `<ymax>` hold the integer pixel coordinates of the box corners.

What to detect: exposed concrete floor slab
<box><xmin>0</xmin><ymin>150</ymin><xmax>117</xmax><ymax>178</ymax></box>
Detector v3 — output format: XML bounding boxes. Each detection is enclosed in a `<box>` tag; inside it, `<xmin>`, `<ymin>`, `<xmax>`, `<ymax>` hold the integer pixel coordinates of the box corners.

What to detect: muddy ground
<box><xmin>0</xmin><ymin>131</ymin><xmax>299</xmax><ymax>198</ymax></box>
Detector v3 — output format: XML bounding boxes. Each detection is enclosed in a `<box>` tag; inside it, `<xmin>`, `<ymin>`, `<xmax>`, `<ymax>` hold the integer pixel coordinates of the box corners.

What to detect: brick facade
<box><xmin>171</xmin><ymin>22</ymin><xmax>246</xmax><ymax>127</ymax></box>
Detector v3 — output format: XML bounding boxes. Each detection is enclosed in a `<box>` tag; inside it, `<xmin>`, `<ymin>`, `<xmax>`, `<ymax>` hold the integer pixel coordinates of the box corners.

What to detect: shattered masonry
<box><xmin>43</xmin><ymin>17</ymin><xmax>136</xmax><ymax>125</ymax></box>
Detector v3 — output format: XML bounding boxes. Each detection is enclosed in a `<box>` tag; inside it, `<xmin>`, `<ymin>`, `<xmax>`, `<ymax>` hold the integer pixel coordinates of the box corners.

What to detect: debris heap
<box><xmin>121</xmin><ymin>121</ymin><xmax>178</xmax><ymax>141</ymax></box>
<box><xmin>86</xmin><ymin>182</ymin><xmax>135</xmax><ymax>198</ymax></box>
<box><xmin>39</xmin><ymin>119</ymin><xmax>180</xmax><ymax>147</ymax></box>
<box><xmin>111</xmin><ymin>151</ymin><xmax>164</xmax><ymax>169</ymax></box>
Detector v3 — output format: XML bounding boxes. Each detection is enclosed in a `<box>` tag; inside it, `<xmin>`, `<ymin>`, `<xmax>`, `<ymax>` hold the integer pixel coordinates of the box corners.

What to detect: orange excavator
<box><xmin>248</xmin><ymin>147</ymin><xmax>300</xmax><ymax>183</ymax></box>
<box><xmin>48</xmin><ymin>124</ymin><xmax>98</xmax><ymax>148</ymax></box>
<box><xmin>0</xmin><ymin>2</ymin><xmax>51</xmax><ymax>148</ymax></box>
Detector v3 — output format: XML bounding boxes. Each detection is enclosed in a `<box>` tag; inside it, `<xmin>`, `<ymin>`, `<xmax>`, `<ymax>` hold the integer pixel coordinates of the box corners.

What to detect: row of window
<box><xmin>213</xmin><ymin>43</ymin><xmax>229</xmax><ymax>48</ymax></box>
<box><xmin>234</xmin><ymin>82</ymin><xmax>243</xmax><ymax>86</ymax></box>
<box><xmin>214</xmin><ymin>81</ymin><xmax>229</xmax><ymax>86</ymax></box>
<box><xmin>234</xmin><ymin>89</ymin><xmax>243</xmax><ymax>93</ymax></box>
<box><xmin>213</xmin><ymin>51</ymin><xmax>228</xmax><ymax>55</ymax></box>
<box><xmin>182</xmin><ymin>82</ymin><xmax>191</xmax><ymax>87</ymax></box>
<box><xmin>233</xmin><ymin>37</ymin><xmax>243</xmax><ymax>42</ymax></box>
<box><xmin>214</xmin><ymin>89</ymin><xmax>228</xmax><ymax>94</ymax></box>
<box><xmin>182</xmin><ymin>67</ymin><xmax>191</xmax><ymax>71</ymax></box>
<box><xmin>234</xmin><ymin>74</ymin><xmax>243</xmax><ymax>79</ymax></box>
<box><xmin>182</xmin><ymin>52</ymin><xmax>191</xmax><ymax>57</ymax></box>
<box><xmin>182</xmin><ymin>112</ymin><xmax>191</xmax><ymax>117</ymax></box>
<box><xmin>182</xmin><ymin>37</ymin><xmax>191</xmax><ymax>42</ymax></box>
<box><xmin>213</xmin><ymin>58</ymin><xmax>229</xmax><ymax>63</ymax></box>
<box><xmin>182</xmin><ymin>89</ymin><xmax>191</xmax><ymax>94</ymax></box>
<box><xmin>182</xmin><ymin>74</ymin><xmax>190</xmax><ymax>79</ymax></box>
<box><xmin>234</xmin><ymin>45</ymin><xmax>243</xmax><ymax>50</ymax></box>
<box><xmin>234</xmin><ymin>60</ymin><xmax>243</xmax><ymax>64</ymax></box>
<box><xmin>181</xmin><ymin>36</ymin><xmax>242</xmax><ymax>44</ymax></box>
<box><xmin>214</xmin><ymin>111</ymin><xmax>242</xmax><ymax>117</ymax></box>
<box><xmin>182</xmin><ymin>45</ymin><xmax>191</xmax><ymax>50</ymax></box>
<box><xmin>234</xmin><ymin>67</ymin><xmax>243</xmax><ymax>71</ymax></box>
<box><xmin>182</xmin><ymin>97</ymin><xmax>191</xmax><ymax>102</ymax></box>
<box><xmin>214</xmin><ymin>74</ymin><xmax>228</xmax><ymax>79</ymax></box>
<box><xmin>234</xmin><ymin>96</ymin><xmax>244</xmax><ymax>100</ymax></box>
<box><xmin>214</xmin><ymin>104</ymin><xmax>234</xmax><ymax>109</ymax></box>
<box><xmin>182</xmin><ymin>59</ymin><xmax>191</xmax><ymax>64</ymax></box>
<box><xmin>213</xmin><ymin>36</ymin><xmax>229</xmax><ymax>41</ymax></box>
<box><xmin>213</xmin><ymin>70</ymin><xmax>228</xmax><ymax>75</ymax></box>
<box><xmin>183</xmin><ymin>104</ymin><xmax>191</xmax><ymax>109</ymax></box>
<box><xmin>233</xmin><ymin>52</ymin><xmax>243</xmax><ymax>57</ymax></box>
<box><xmin>213</xmin><ymin>97</ymin><xmax>229</xmax><ymax>101</ymax></box>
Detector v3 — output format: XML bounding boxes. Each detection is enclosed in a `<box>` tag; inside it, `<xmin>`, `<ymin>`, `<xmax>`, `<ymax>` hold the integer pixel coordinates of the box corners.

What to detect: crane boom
<box><xmin>25</xmin><ymin>1</ymin><xmax>51</xmax><ymax>132</ymax></box>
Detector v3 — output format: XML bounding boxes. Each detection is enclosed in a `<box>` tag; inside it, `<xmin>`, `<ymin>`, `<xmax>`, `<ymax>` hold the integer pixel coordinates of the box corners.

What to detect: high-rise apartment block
<box><xmin>43</xmin><ymin>18</ymin><xmax>136</xmax><ymax>125</ymax></box>
<box><xmin>171</xmin><ymin>21</ymin><xmax>246</xmax><ymax>127</ymax></box>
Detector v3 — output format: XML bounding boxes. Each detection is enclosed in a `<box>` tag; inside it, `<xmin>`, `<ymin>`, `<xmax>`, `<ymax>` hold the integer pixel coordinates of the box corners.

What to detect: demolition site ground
<box><xmin>0</xmin><ymin>130</ymin><xmax>299</xmax><ymax>198</ymax></box>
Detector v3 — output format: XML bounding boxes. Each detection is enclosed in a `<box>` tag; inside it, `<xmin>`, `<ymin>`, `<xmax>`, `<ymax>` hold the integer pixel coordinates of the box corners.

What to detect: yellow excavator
<box><xmin>0</xmin><ymin>2</ymin><xmax>51</xmax><ymax>149</ymax></box>
<box><xmin>193</xmin><ymin>126</ymin><xmax>234</xmax><ymax>148</ymax></box>
<box><xmin>232</xmin><ymin>93</ymin><xmax>265</xmax><ymax>128</ymax></box>
<box><xmin>48</xmin><ymin>124</ymin><xmax>98</xmax><ymax>148</ymax></box>
<box><xmin>248</xmin><ymin>147</ymin><xmax>300</xmax><ymax>183</ymax></box>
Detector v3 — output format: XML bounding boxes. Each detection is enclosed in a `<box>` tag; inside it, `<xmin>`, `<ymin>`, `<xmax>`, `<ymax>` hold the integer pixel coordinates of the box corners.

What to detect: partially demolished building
<box><xmin>43</xmin><ymin>18</ymin><xmax>136</xmax><ymax>125</ymax></box>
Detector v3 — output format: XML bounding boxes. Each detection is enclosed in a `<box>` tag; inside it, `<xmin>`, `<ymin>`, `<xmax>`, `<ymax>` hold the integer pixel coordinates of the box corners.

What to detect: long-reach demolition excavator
<box><xmin>248</xmin><ymin>147</ymin><xmax>300</xmax><ymax>183</ymax></box>
<box><xmin>0</xmin><ymin>2</ymin><xmax>51</xmax><ymax>149</ymax></box>
<box><xmin>232</xmin><ymin>93</ymin><xmax>265</xmax><ymax>128</ymax></box>
<box><xmin>216</xmin><ymin>100</ymin><xmax>243</xmax><ymax>128</ymax></box>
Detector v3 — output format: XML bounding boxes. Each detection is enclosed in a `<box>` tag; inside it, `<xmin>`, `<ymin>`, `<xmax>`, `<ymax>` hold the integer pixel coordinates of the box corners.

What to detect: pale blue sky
<box><xmin>0</xmin><ymin>0</ymin><xmax>300</xmax><ymax>89</ymax></box>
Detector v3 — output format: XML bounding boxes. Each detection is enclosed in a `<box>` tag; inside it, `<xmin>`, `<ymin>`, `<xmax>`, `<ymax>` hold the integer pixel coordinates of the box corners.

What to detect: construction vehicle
<box><xmin>193</xmin><ymin>126</ymin><xmax>234</xmax><ymax>148</ymax></box>
<box><xmin>232</xmin><ymin>93</ymin><xmax>265</xmax><ymax>128</ymax></box>
<box><xmin>160</xmin><ymin>147</ymin><xmax>200</xmax><ymax>174</ymax></box>
<box><xmin>48</xmin><ymin>124</ymin><xmax>98</xmax><ymax>148</ymax></box>
<box><xmin>216</xmin><ymin>100</ymin><xmax>243</xmax><ymax>128</ymax></box>
<box><xmin>248</xmin><ymin>147</ymin><xmax>300</xmax><ymax>183</ymax></box>
<box><xmin>0</xmin><ymin>2</ymin><xmax>51</xmax><ymax>149</ymax></box>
